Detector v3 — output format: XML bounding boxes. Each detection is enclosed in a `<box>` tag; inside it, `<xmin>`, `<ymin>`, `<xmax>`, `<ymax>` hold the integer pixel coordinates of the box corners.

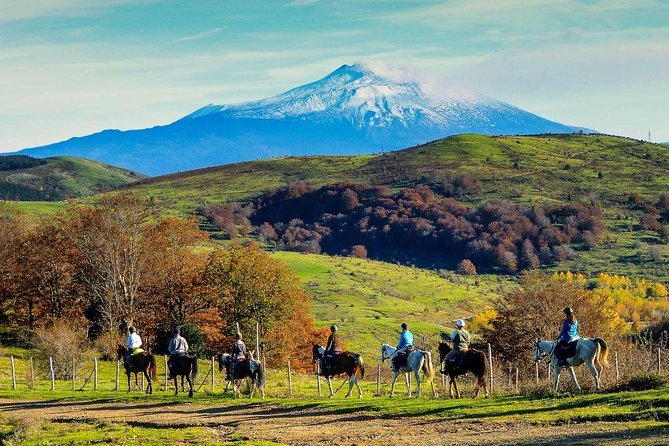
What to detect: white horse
<box><xmin>381</xmin><ymin>344</ymin><xmax>437</xmax><ymax>398</ymax></box>
<box><xmin>534</xmin><ymin>338</ymin><xmax>608</xmax><ymax>393</ymax></box>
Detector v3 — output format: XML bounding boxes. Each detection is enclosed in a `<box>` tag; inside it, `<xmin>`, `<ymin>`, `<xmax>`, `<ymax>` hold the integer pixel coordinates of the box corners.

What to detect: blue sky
<box><xmin>1</xmin><ymin>0</ymin><xmax>668</xmax><ymax>151</ymax></box>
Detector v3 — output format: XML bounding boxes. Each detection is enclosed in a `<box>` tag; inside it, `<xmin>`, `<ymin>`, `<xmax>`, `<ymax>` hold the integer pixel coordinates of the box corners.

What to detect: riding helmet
<box><xmin>401</xmin><ymin>322</ymin><xmax>408</xmax><ymax>330</ymax></box>
<box><xmin>128</xmin><ymin>326</ymin><xmax>135</xmax><ymax>333</ymax></box>
<box><xmin>456</xmin><ymin>319</ymin><xmax>465</xmax><ymax>328</ymax></box>
<box><xmin>563</xmin><ymin>307</ymin><xmax>573</xmax><ymax>315</ymax></box>
<box><xmin>174</xmin><ymin>326</ymin><xmax>181</xmax><ymax>335</ymax></box>
<box><xmin>330</xmin><ymin>324</ymin><xmax>338</xmax><ymax>332</ymax></box>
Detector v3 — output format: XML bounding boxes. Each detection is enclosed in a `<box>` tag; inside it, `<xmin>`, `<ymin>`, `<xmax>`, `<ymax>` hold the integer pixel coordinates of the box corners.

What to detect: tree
<box><xmin>69</xmin><ymin>193</ymin><xmax>152</xmax><ymax>334</ymax></box>
<box><xmin>519</xmin><ymin>239</ymin><xmax>540</xmax><ymax>270</ymax></box>
<box><xmin>203</xmin><ymin>242</ymin><xmax>321</xmax><ymax>366</ymax></box>
<box><xmin>350</xmin><ymin>245</ymin><xmax>368</xmax><ymax>259</ymax></box>
<box><xmin>458</xmin><ymin>259</ymin><xmax>477</xmax><ymax>276</ymax></box>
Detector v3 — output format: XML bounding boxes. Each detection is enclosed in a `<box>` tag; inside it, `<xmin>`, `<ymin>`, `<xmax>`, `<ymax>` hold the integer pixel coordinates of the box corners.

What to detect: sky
<box><xmin>1</xmin><ymin>0</ymin><xmax>668</xmax><ymax>151</ymax></box>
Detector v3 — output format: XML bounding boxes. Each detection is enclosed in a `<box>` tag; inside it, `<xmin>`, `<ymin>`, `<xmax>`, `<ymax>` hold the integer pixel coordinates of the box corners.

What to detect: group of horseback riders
<box><xmin>124</xmin><ymin>326</ymin><xmax>248</xmax><ymax>381</ymax></box>
<box><xmin>320</xmin><ymin>306</ymin><xmax>581</xmax><ymax>375</ymax></box>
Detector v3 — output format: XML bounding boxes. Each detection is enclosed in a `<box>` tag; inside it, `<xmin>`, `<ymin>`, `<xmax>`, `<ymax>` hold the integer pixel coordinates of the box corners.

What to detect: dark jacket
<box><xmin>325</xmin><ymin>332</ymin><xmax>342</xmax><ymax>354</ymax></box>
<box><xmin>232</xmin><ymin>340</ymin><xmax>246</xmax><ymax>361</ymax></box>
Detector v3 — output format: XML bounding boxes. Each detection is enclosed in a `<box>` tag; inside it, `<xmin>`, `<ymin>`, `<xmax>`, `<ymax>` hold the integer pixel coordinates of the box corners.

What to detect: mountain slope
<box><xmin>0</xmin><ymin>155</ymin><xmax>145</xmax><ymax>200</ymax></box>
<box><xmin>126</xmin><ymin>133</ymin><xmax>669</xmax><ymax>212</ymax></box>
<box><xmin>15</xmin><ymin>64</ymin><xmax>589</xmax><ymax>175</ymax></box>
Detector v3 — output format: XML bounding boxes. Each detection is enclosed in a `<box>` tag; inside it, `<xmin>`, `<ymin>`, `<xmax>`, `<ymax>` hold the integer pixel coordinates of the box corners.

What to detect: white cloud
<box><xmin>174</xmin><ymin>27</ymin><xmax>223</xmax><ymax>42</ymax></box>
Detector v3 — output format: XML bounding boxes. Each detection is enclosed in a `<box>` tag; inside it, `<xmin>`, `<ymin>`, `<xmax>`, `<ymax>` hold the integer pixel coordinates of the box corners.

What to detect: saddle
<box><xmin>555</xmin><ymin>340</ymin><xmax>578</xmax><ymax>365</ymax></box>
<box><xmin>392</xmin><ymin>348</ymin><xmax>412</xmax><ymax>370</ymax></box>
<box><xmin>446</xmin><ymin>351</ymin><xmax>466</xmax><ymax>369</ymax></box>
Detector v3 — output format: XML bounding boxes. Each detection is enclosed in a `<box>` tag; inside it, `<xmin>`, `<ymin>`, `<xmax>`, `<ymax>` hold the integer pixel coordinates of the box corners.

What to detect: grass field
<box><xmin>271</xmin><ymin>252</ymin><xmax>505</xmax><ymax>358</ymax></box>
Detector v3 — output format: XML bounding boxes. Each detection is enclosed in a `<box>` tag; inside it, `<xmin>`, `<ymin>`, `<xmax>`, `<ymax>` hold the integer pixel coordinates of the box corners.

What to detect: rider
<box><xmin>323</xmin><ymin>324</ymin><xmax>342</xmax><ymax>374</ymax></box>
<box><xmin>228</xmin><ymin>332</ymin><xmax>247</xmax><ymax>380</ymax></box>
<box><xmin>390</xmin><ymin>323</ymin><xmax>413</xmax><ymax>366</ymax></box>
<box><xmin>556</xmin><ymin>306</ymin><xmax>580</xmax><ymax>366</ymax></box>
<box><xmin>167</xmin><ymin>326</ymin><xmax>189</xmax><ymax>370</ymax></box>
<box><xmin>126</xmin><ymin>326</ymin><xmax>143</xmax><ymax>366</ymax></box>
<box><xmin>445</xmin><ymin>319</ymin><xmax>470</xmax><ymax>367</ymax></box>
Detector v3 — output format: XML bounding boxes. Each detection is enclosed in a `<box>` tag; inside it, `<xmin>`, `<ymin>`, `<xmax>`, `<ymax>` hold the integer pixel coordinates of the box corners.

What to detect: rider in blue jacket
<box><xmin>391</xmin><ymin>322</ymin><xmax>413</xmax><ymax>362</ymax></box>
<box><xmin>557</xmin><ymin>307</ymin><xmax>580</xmax><ymax>366</ymax></box>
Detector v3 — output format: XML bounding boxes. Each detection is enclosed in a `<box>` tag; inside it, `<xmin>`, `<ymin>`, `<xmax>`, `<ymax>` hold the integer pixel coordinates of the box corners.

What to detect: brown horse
<box><xmin>438</xmin><ymin>341</ymin><xmax>489</xmax><ymax>398</ymax></box>
<box><xmin>313</xmin><ymin>344</ymin><xmax>365</xmax><ymax>398</ymax></box>
<box><xmin>117</xmin><ymin>345</ymin><xmax>157</xmax><ymax>394</ymax></box>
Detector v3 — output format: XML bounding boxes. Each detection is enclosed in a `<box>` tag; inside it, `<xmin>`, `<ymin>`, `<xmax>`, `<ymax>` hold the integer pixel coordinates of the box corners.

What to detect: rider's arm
<box><xmin>183</xmin><ymin>338</ymin><xmax>189</xmax><ymax>352</ymax></box>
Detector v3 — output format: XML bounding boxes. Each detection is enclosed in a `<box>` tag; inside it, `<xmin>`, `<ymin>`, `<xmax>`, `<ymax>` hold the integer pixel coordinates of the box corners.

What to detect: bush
<box><xmin>458</xmin><ymin>259</ymin><xmax>477</xmax><ymax>276</ymax></box>
<box><xmin>93</xmin><ymin>331</ymin><xmax>124</xmax><ymax>361</ymax></box>
<box><xmin>33</xmin><ymin>319</ymin><xmax>92</xmax><ymax>379</ymax></box>
<box><xmin>154</xmin><ymin>321</ymin><xmax>206</xmax><ymax>357</ymax></box>
<box><xmin>607</xmin><ymin>374</ymin><xmax>668</xmax><ymax>393</ymax></box>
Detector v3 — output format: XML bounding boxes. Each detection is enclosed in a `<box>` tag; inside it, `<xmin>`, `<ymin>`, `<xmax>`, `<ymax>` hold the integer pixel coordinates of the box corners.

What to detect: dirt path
<box><xmin>1</xmin><ymin>398</ymin><xmax>668</xmax><ymax>445</ymax></box>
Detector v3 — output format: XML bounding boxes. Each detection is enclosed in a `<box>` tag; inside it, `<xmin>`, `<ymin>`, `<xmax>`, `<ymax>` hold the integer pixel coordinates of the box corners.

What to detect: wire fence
<box><xmin>0</xmin><ymin>342</ymin><xmax>666</xmax><ymax>397</ymax></box>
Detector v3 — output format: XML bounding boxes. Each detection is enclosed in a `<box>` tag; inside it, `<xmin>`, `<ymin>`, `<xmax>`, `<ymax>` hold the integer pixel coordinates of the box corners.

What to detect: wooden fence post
<box><xmin>256</xmin><ymin>321</ymin><xmax>260</xmax><ymax>359</ymax></box>
<box><xmin>658</xmin><ymin>348</ymin><xmax>662</xmax><ymax>374</ymax></box>
<box><xmin>10</xmin><ymin>355</ymin><xmax>16</xmax><ymax>390</ymax></box>
<box><xmin>487</xmin><ymin>343</ymin><xmax>493</xmax><ymax>393</ymax></box>
<box><xmin>164</xmin><ymin>355</ymin><xmax>168</xmax><ymax>391</ymax></box>
<box><xmin>615</xmin><ymin>351</ymin><xmax>620</xmax><ymax>382</ymax></box>
<box><xmin>507</xmin><ymin>366</ymin><xmax>512</xmax><ymax>388</ymax></box>
<box><xmin>93</xmin><ymin>358</ymin><xmax>98</xmax><ymax>391</ymax></box>
<box><xmin>211</xmin><ymin>356</ymin><xmax>215</xmax><ymax>392</ymax></box>
<box><xmin>316</xmin><ymin>362</ymin><xmax>322</xmax><ymax>396</ymax></box>
<box><xmin>534</xmin><ymin>362</ymin><xmax>539</xmax><ymax>384</ymax></box>
<box><xmin>441</xmin><ymin>372</ymin><xmax>445</xmax><ymax>387</ymax></box>
<box><xmin>49</xmin><ymin>357</ymin><xmax>55</xmax><ymax>391</ymax></box>
<box><xmin>376</xmin><ymin>364</ymin><xmax>381</xmax><ymax>396</ymax></box>
<box><xmin>72</xmin><ymin>357</ymin><xmax>76</xmax><ymax>390</ymax></box>
<box><xmin>115</xmin><ymin>360</ymin><xmax>120</xmax><ymax>391</ymax></box>
<box><xmin>547</xmin><ymin>362</ymin><xmax>551</xmax><ymax>383</ymax></box>
<box><xmin>287</xmin><ymin>360</ymin><xmax>293</xmax><ymax>396</ymax></box>
<box><xmin>515</xmin><ymin>367</ymin><xmax>519</xmax><ymax>391</ymax></box>
<box><xmin>141</xmin><ymin>371</ymin><xmax>144</xmax><ymax>393</ymax></box>
<box><xmin>29</xmin><ymin>357</ymin><xmax>34</xmax><ymax>389</ymax></box>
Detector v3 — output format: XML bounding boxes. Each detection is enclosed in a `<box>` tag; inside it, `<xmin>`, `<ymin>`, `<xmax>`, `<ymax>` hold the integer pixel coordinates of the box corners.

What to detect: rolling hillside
<box><xmin>127</xmin><ymin>133</ymin><xmax>669</xmax><ymax>212</ymax></box>
<box><xmin>0</xmin><ymin>155</ymin><xmax>145</xmax><ymax>200</ymax></box>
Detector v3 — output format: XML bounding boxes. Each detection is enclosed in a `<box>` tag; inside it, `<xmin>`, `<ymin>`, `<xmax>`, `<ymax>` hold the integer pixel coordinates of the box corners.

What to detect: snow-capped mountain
<box><xmin>14</xmin><ymin>64</ymin><xmax>590</xmax><ymax>175</ymax></box>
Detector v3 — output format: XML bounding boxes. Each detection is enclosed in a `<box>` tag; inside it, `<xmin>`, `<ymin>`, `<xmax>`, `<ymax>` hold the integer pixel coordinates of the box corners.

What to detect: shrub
<box><xmin>33</xmin><ymin>319</ymin><xmax>92</xmax><ymax>379</ymax></box>
<box><xmin>458</xmin><ymin>259</ymin><xmax>477</xmax><ymax>276</ymax></box>
<box><xmin>350</xmin><ymin>245</ymin><xmax>368</xmax><ymax>259</ymax></box>
<box><xmin>607</xmin><ymin>374</ymin><xmax>668</xmax><ymax>393</ymax></box>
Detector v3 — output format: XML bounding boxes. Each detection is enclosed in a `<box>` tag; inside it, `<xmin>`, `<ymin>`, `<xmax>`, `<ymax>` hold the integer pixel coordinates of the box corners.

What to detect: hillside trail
<box><xmin>1</xmin><ymin>398</ymin><xmax>667</xmax><ymax>445</ymax></box>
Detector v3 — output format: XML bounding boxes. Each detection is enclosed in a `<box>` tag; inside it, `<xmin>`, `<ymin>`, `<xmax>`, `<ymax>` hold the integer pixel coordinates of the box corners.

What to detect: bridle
<box><xmin>534</xmin><ymin>340</ymin><xmax>555</xmax><ymax>364</ymax></box>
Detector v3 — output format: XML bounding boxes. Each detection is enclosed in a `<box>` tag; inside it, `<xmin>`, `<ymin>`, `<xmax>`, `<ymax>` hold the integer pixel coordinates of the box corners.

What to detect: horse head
<box><xmin>438</xmin><ymin>341</ymin><xmax>452</xmax><ymax>364</ymax></box>
<box><xmin>312</xmin><ymin>344</ymin><xmax>324</xmax><ymax>361</ymax></box>
<box><xmin>533</xmin><ymin>339</ymin><xmax>551</xmax><ymax>363</ymax></box>
<box><xmin>218</xmin><ymin>353</ymin><xmax>230</xmax><ymax>372</ymax></box>
<box><xmin>117</xmin><ymin>345</ymin><xmax>128</xmax><ymax>359</ymax></box>
<box><xmin>380</xmin><ymin>343</ymin><xmax>394</xmax><ymax>362</ymax></box>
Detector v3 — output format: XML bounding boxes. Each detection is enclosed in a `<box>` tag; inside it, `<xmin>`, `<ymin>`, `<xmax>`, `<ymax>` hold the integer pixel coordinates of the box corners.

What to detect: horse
<box><xmin>117</xmin><ymin>345</ymin><xmax>157</xmax><ymax>394</ymax></box>
<box><xmin>380</xmin><ymin>344</ymin><xmax>436</xmax><ymax>398</ymax></box>
<box><xmin>167</xmin><ymin>355</ymin><xmax>199</xmax><ymax>397</ymax></box>
<box><xmin>218</xmin><ymin>353</ymin><xmax>266</xmax><ymax>398</ymax></box>
<box><xmin>534</xmin><ymin>337</ymin><xmax>609</xmax><ymax>393</ymax></box>
<box><xmin>312</xmin><ymin>344</ymin><xmax>365</xmax><ymax>398</ymax></box>
<box><xmin>438</xmin><ymin>341</ymin><xmax>489</xmax><ymax>399</ymax></box>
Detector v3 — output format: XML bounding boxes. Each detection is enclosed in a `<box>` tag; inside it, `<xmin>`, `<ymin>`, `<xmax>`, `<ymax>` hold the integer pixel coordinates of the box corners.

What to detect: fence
<box><xmin>1</xmin><ymin>343</ymin><xmax>667</xmax><ymax>397</ymax></box>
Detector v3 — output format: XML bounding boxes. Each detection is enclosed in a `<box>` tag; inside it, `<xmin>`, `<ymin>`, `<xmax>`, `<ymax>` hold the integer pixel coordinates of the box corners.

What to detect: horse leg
<box><xmin>414</xmin><ymin>368</ymin><xmax>421</xmax><ymax>398</ymax></box>
<box><xmin>173</xmin><ymin>376</ymin><xmax>178</xmax><ymax>395</ymax></box>
<box><xmin>354</xmin><ymin>375</ymin><xmax>363</xmax><ymax>399</ymax></box>
<box><xmin>553</xmin><ymin>361</ymin><xmax>561</xmax><ymax>392</ymax></box>
<box><xmin>127</xmin><ymin>373</ymin><xmax>131</xmax><ymax>393</ymax></box>
<box><xmin>448</xmin><ymin>376</ymin><xmax>454</xmax><ymax>398</ymax></box>
<box><xmin>186</xmin><ymin>375</ymin><xmax>193</xmax><ymax>398</ymax></box>
<box><xmin>326</xmin><ymin>376</ymin><xmax>335</xmax><ymax>398</ymax></box>
<box><xmin>249</xmin><ymin>379</ymin><xmax>256</xmax><ymax>399</ymax></box>
<box><xmin>586</xmin><ymin>358</ymin><xmax>601</xmax><ymax>392</ymax></box>
<box><xmin>389</xmin><ymin>372</ymin><xmax>399</xmax><ymax>398</ymax></box>
<box><xmin>569</xmin><ymin>366</ymin><xmax>582</xmax><ymax>394</ymax></box>
<box><xmin>345</xmin><ymin>375</ymin><xmax>354</xmax><ymax>399</ymax></box>
<box><xmin>453</xmin><ymin>377</ymin><xmax>460</xmax><ymax>399</ymax></box>
<box><xmin>144</xmin><ymin>371</ymin><xmax>152</xmax><ymax>394</ymax></box>
<box><xmin>404</xmin><ymin>373</ymin><xmax>411</xmax><ymax>396</ymax></box>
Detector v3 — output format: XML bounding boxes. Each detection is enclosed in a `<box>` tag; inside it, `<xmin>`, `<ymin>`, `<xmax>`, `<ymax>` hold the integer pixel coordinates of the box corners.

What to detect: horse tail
<box><xmin>191</xmin><ymin>357</ymin><xmax>199</xmax><ymax>378</ymax></box>
<box><xmin>355</xmin><ymin>354</ymin><xmax>365</xmax><ymax>380</ymax></box>
<box><xmin>594</xmin><ymin>337</ymin><xmax>609</xmax><ymax>367</ymax></box>
<box><xmin>423</xmin><ymin>351</ymin><xmax>435</xmax><ymax>383</ymax></box>
<box><xmin>256</xmin><ymin>361</ymin><xmax>266</xmax><ymax>388</ymax></box>
<box><xmin>149</xmin><ymin>355</ymin><xmax>157</xmax><ymax>380</ymax></box>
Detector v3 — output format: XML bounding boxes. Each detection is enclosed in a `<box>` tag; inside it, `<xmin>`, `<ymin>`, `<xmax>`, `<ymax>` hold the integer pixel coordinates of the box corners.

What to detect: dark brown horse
<box><xmin>312</xmin><ymin>344</ymin><xmax>365</xmax><ymax>398</ymax></box>
<box><xmin>438</xmin><ymin>341</ymin><xmax>489</xmax><ymax>398</ymax></box>
<box><xmin>168</xmin><ymin>355</ymin><xmax>198</xmax><ymax>397</ymax></box>
<box><xmin>117</xmin><ymin>345</ymin><xmax>157</xmax><ymax>394</ymax></box>
<box><xmin>218</xmin><ymin>353</ymin><xmax>266</xmax><ymax>398</ymax></box>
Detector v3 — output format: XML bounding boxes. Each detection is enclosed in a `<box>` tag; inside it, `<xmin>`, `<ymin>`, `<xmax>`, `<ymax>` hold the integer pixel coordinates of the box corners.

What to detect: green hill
<box><xmin>0</xmin><ymin>155</ymin><xmax>145</xmax><ymax>201</ymax></box>
<box><xmin>127</xmin><ymin>133</ymin><xmax>669</xmax><ymax>212</ymax></box>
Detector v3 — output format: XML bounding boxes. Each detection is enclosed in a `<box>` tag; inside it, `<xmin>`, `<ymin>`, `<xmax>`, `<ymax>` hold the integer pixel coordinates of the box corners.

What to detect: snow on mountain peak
<box><xmin>185</xmin><ymin>64</ymin><xmax>500</xmax><ymax>128</ymax></box>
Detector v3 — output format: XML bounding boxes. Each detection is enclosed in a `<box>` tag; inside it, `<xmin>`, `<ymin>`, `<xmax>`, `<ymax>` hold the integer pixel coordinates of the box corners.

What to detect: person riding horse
<box><xmin>125</xmin><ymin>326</ymin><xmax>143</xmax><ymax>368</ymax></box>
<box><xmin>390</xmin><ymin>323</ymin><xmax>413</xmax><ymax>369</ymax></box>
<box><xmin>444</xmin><ymin>319</ymin><xmax>470</xmax><ymax>368</ymax></box>
<box><xmin>228</xmin><ymin>332</ymin><xmax>246</xmax><ymax>381</ymax></box>
<box><xmin>168</xmin><ymin>326</ymin><xmax>189</xmax><ymax>369</ymax></box>
<box><xmin>322</xmin><ymin>325</ymin><xmax>342</xmax><ymax>374</ymax></box>
<box><xmin>556</xmin><ymin>306</ymin><xmax>580</xmax><ymax>366</ymax></box>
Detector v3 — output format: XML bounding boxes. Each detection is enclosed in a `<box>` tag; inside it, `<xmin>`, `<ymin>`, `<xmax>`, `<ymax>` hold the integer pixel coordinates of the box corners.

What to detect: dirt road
<box><xmin>1</xmin><ymin>398</ymin><xmax>667</xmax><ymax>445</ymax></box>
